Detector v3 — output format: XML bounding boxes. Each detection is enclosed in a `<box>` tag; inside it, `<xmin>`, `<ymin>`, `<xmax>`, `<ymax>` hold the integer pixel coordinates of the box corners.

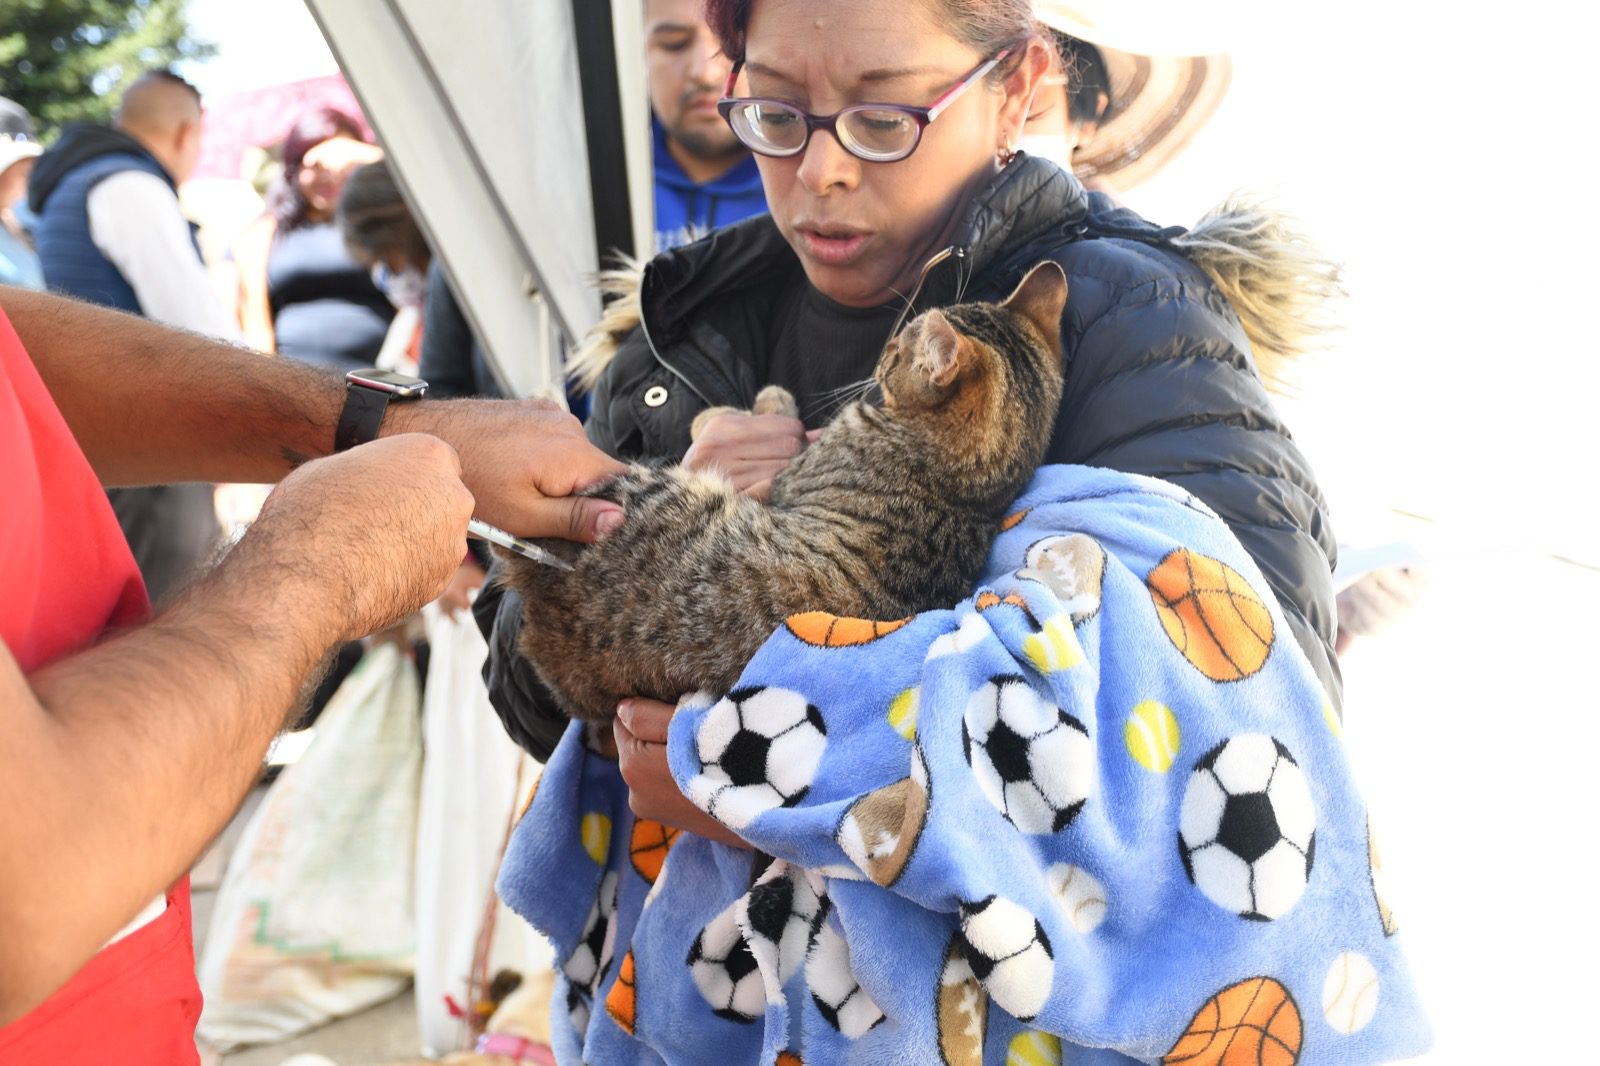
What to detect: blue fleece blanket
<box><xmin>498</xmin><ymin>465</ymin><xmax>1430</xmax><ymax>1065</ymax></box>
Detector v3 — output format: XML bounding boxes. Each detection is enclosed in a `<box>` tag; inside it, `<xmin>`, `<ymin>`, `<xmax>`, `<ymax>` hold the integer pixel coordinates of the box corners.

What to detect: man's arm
<box><xmin>0</xmin><ymin>287</ymin><xmax>627</xmax><ymax>539</ymax></box>
<box><xmin>0</xmin><ymin>434</ymin><xmax>472</xmax><ymax>1025</ymax></box>
<box><xmin>86</xmin><ymin>169</ymin><xmax>241</xmax><ymax>341</ymax></box>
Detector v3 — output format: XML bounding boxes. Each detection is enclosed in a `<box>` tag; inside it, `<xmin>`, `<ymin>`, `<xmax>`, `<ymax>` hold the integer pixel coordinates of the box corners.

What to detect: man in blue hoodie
<box><xmin>646</xmin><ymin>0</ymin><xmax>766</xmax><ymax>251</ymax></box>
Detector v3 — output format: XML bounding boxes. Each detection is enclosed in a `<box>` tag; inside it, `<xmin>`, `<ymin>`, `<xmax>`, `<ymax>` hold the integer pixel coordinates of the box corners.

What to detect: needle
<box><xmin>468</xmin><ymin>517</ymin><xmax>575</xmax><ymax>571</ymax></box>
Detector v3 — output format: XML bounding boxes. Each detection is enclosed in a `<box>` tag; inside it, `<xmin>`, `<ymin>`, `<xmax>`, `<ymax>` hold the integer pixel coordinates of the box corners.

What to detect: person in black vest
<box><xmin>27</xmin><ymin>70</ymin><xmax>234</xmax><ymax>605</ymax></box>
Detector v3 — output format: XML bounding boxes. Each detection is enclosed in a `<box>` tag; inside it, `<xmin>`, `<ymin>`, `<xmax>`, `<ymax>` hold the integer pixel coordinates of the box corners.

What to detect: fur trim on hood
<box><xmin>567</xmin><ymin>257</ymin><xmax>645</xmax><ymax>394</ymax></box>
<box><xmin>1173</xmin><ymin>192</ymin><xmax>1345</xmax><ymax>390</ymax></box>
<box><xmin>565</xmin><ymin>195</ymin><xmax>1342</xmax><ymax>397</ymax></box>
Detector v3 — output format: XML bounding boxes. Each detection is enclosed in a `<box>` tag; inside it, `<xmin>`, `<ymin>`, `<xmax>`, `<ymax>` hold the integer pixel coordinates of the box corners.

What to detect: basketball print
<box><xmin>976</xmin><ymin>590</ymin><xmax>1030</xmax><ymax>614</ymax></box>
<box><xmin>1164</xmin><ymin>976</ymin><xmax>1302</xmax><ymax>1066</ymax></box>
<box><xmin>786</xmin><ymin>611</ymin><xmax>911</xmax><ymax>647</ymax></box>
<box><xmin>630</xmin><ymin>819</ymin><xmax>681</xmax><ymax>885</ymax></box>
<box><xmin>516</xmin><ymin>774</ymin><xmax>541</xmax><ymax>822</ymax></box>
<box><xmin>605</xmin><ymin>949</ymin><xmax>637</xmax><ymax>1035</ymax></box>
<box><xmin>1147</xmin><ymin>549</ymin><xmax>1275</xmax><ymax>682</ymax></box>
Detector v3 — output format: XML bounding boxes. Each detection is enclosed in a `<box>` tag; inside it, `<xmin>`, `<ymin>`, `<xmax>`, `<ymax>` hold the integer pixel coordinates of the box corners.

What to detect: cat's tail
<box><xmin>566</xmin><ymin>256</ymin><xmax>647</xmax><ymax>394</ymax></box>
<box><xmin>1172</xmin><ymin>192</ymin><xmax>1345</xmax><ymax>390</ymax></box>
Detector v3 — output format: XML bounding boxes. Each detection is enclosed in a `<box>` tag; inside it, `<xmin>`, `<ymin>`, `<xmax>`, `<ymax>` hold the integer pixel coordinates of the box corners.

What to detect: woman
<box><xmin>479</xmin><ymin>4</ymin><xmax>1419</xmax><ymax>1062</ymax></box>
<box><xmin>481</xmin><ymin>0</ymin><xmax>1338</xmax><ymax>775</ymax></box>
<box><xmin>233</xmin><ymin>107</ymin><xmax>392</xmax><ymax>370</ymax></box>
<box><xmin>0</xmin><ymin>96</ymin><xmax>44</xmax><ymax>290</ymax></box>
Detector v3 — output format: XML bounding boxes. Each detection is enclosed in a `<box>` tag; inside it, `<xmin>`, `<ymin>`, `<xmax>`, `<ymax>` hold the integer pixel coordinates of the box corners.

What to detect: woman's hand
<box><xmin>682</xmin><ymin>411</ymin><xmax>809</xmax><ymax>502</ymax></box>
<box><xmin>613</xmin><ymin>698</ymin><xmax>749</xmax><ymax>848</ymax></box>
<box><xmin>435</xmin><ymin>558</ymin><xmax>487</xmax><ymax>620</ymax></box>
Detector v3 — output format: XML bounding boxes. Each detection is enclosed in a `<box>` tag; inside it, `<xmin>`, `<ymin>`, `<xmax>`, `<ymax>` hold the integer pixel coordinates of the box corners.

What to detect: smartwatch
<box><xmin>334</xmin><ymin>368</ymin><xmax>428</xmax><ymax>452</ymax></box>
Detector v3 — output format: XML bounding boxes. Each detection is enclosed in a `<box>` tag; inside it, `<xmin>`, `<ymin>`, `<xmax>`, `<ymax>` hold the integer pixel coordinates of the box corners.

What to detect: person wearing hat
<box><xmin>0</xmin><ymin>97</ymin><xmax>44</xmax><ymax>290</ymax></box>
<box><xmin>1022</xmin><ymin>1</ymin><xmax>1231</xmax><ymax>194</ymax></box>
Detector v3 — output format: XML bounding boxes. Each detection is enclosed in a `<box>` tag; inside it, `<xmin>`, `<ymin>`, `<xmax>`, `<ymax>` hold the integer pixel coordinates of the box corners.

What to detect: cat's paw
<box><xmin>752</xmin><ymin>385</ymin><xmax>799</xmax><ymax>418</ymax></box>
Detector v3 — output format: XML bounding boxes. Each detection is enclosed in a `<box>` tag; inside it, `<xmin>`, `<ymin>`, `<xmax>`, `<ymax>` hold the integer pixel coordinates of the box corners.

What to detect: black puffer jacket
<box><xmin>477</xmin><ymin>159</ymin><xmax>1339</xmax><ymax>759</ymax></box>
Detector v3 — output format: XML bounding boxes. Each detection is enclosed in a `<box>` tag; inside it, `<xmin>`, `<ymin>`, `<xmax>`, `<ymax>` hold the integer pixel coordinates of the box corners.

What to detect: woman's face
<box><xmin>742</xmin><ymin>0</ymin><xmax>1043</xmax><ymax>307</ymax></box>
<box><xmin>297</xmin><ymin>135</ymin><xmax>373</xmax><ymax>217</ymax></box>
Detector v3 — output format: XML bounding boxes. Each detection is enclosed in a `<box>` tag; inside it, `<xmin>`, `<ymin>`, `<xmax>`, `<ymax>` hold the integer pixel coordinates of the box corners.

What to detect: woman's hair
<box><xmin>267</xmin><ymin>106</ymin><xmax>366</xmax><ymax>232</ymax></box>
<box><xmin>705</xmin><ymin>0</ymin><xmax>1041</xmax><ymax>73</ymax></box>
<box><xmin>1049</xmin><ymin>31</ymin><xmax>1112</xmax><ymax>126</ymax></box>
<box><xmin>336</xmin><ymin>160</ymin><xmax>430</xmax><ymax>271</ymax></box>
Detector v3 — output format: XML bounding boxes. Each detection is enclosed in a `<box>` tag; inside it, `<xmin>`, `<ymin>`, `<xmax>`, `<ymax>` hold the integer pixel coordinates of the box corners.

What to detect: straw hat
<box><xmin>1034</xmin><ymin>1</ymin><xmax>1234</xmax><ymax>190</ymax></box>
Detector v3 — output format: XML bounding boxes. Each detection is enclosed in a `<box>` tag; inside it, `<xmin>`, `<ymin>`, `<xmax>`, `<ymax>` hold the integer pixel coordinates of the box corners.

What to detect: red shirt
<box><xmin>0</xmin><ymin>308</ymin><xmax>202</xmax><ymax>1064</ymax></box>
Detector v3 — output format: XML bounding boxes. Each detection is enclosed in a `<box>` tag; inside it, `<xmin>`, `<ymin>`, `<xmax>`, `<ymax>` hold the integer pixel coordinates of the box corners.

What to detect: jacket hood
<box><xmin>651</xmin><ymin>116</ymin><xmax>764</xmax><ymax>199</ymax></box>
<box><xmin>27</xmin><ymin>125</ymin><xmax>171</xmax><ymax>214</ymax></box>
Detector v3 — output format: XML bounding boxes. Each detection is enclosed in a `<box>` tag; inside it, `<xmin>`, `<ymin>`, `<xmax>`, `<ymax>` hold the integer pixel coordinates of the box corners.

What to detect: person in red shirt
<box><xmin>0</xmin><ymin>284</ymin><xmax>625</xmax><ymax>1064</ymax></box>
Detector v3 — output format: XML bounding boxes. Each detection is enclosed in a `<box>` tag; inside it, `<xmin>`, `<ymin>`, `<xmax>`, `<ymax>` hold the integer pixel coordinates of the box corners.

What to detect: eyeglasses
<box><xmin>717</xmin><ymin>50</ymin><xmax>1009</xmax><ymax>164</ymax></box>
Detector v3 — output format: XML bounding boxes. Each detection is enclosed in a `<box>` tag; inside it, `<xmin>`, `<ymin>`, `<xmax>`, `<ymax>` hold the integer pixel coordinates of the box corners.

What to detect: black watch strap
<box><xmin>334</xmin><ymin>382</ymin><xmax>392</xmax><ymax>452</ymax></box>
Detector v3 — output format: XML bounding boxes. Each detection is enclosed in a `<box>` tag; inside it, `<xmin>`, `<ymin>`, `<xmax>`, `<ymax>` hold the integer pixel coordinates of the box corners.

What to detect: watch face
<box><xmin>347</xmin><ymin>368</ymin><xmax>428</xmax><ymax>397</ymax></box>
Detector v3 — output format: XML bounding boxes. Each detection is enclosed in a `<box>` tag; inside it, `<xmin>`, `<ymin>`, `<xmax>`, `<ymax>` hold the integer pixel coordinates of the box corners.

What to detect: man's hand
<box><xmin>247</xmin><ymin>433</ymin><xmax>475</xmax><ymax>642</ymax></box>
<box><xmin>614</xmin><ymin>698</ymin><xmax>749</xmax><ymax>848</ymax></box>
<box><xmin>392</xmin><ymin>398</ymin><xmax>627</xmax><ymax>541</ymax></box>
<box><xmin>682</xmin><ymin>411</ymin><xmax>808</xmax><ymax>502</ymax></box>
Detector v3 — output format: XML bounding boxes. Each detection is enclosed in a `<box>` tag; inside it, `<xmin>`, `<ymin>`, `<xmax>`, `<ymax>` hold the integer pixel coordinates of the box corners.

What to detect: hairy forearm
<box><xmin>0</xmin><ymin>532</ymin><xmax>341</xmax><ymax>1023</ymax></box>
<box><xmin>0</xmin><ymin>285</ymin><xmax>344</xmax><ymax>485</ymax></box>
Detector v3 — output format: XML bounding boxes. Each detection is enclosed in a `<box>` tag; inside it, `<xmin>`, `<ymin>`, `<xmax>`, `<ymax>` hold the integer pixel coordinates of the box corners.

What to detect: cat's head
<box><xmin>876</xmin><ymin>261</ymin><xmax>1068</xmax><ymax>422</ymax></box>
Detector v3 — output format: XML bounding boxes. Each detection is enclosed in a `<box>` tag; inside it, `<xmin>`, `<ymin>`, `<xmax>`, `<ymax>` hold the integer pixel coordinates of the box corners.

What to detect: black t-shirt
<box><xmin>762</xmin><ymin>276</ymin><xmax>900</xmax><ymax>429</ymax></box>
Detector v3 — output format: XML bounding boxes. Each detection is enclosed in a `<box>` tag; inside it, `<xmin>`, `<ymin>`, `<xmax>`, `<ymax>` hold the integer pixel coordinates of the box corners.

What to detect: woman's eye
<box><xmin>651</xmin><ymin>34</ymin><xmax>693</xmax><ymax>54</ymax></box>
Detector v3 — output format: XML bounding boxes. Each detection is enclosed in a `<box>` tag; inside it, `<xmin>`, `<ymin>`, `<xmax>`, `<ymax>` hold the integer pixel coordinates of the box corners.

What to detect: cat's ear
<box><xmin>920</xmin><ymin>309</ymin><xmax>970</xmax><ymax>387</ymax></box>
<box><xmin>1000</xmin><ymin>261</ymin><xmax>1068</xmax><ymax>353</ymax></box>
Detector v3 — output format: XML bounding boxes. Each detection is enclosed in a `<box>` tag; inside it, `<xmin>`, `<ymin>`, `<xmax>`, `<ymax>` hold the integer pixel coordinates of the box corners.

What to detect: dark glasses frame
<box><xmin>716</xmin><ymin>49</ymin><xmax>1010</xmax><ymax>164</ymax></box>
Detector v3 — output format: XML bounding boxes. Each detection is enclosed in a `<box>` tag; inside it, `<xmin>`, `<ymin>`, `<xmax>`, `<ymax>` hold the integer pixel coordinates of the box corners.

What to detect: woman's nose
<box><xmin>795</xmin><ymin>126</ymin><xmax>860</xmax><ymax>196</ymax></box>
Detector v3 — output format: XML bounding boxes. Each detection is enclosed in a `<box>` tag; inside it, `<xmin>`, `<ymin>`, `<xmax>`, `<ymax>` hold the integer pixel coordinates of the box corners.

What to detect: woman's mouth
<box><xmin>796</xmin><ymin>225</ymin><xmax>869</xmax><ymax>266</ymax></box>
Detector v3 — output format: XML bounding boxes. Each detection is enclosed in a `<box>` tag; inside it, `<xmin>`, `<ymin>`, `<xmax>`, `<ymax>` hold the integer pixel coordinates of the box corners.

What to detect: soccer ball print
<box><xmin>963</xmin><ymin>674</ymin><xmax>1094</xmax><ymax>834</ymax></box>
<box><xmin>958</xmin><ymin>895</ymin><xmax>1055</xmax><ymax>1022</ymax></box>
<box><xmin>687</xmin><ymin>686</ymin><xmax>828</xmax><ymax>831</ymax></box>
<box><xmin>738</xmin><ymin>861</ymin><xmax>828</xmax><ymax>989</ymax></box>
<box><xmin>687</xmin><ymin>898</ymin><xmax>766</xmax><ymax>1024</ymax></box>
<box><xmin>806</xmin><ymin>917</ymin><xmax>885</xmax><ymax>1037</ymax></box>
<box><xmin>1178</xmin><ymin>734</ymin><xmax>1316</xmax><ymax>921</ymax></box>
<box><xmin>564</xmin><ymin>870</ymin><xmax>619</xmax><ymax>995</ymax></box>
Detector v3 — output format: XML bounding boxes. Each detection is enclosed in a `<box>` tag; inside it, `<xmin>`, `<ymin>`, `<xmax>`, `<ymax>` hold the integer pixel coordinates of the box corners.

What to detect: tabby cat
<box><xmin>497</xmin><ymin>260</ymin><xmax>1068</xmax><ymax>722</ymax></box>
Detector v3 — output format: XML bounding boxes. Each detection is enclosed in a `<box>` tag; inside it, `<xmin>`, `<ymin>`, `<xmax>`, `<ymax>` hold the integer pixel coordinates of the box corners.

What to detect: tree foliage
<box><xmin>0</xmin><ymin>0</ymin><xmax>214</xmax><ymax>138</ymax></box>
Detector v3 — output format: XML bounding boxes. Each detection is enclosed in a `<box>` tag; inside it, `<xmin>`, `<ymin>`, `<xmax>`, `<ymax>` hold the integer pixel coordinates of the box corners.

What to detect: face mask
<box><xmin>1014</xmin><ymin>135</ymin><xmax>1075</xmax><ymax>174</ymax></box>
<box><xmin>372</xmin><ymin>264</ymin><xmax>427</xmax><ymax>309</ymax></box>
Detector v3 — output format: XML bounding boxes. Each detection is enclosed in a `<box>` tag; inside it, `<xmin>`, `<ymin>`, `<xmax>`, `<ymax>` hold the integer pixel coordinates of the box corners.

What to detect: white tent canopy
<box><xmin>304</xmin><ymin>0</ymin><xmax>652</xmax><ymax>401</ymax></box>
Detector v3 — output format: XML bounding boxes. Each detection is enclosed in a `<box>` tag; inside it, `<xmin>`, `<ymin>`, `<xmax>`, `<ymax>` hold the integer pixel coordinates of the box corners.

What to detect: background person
<box><xmin>27</xmin><ymin>70</ymin><xmax>239</xmax><ymax>605</ymax></box>
<box><xmin>1022</xmin><ymin>1</ymin><xmax>1231</xmax><ymax>196</ymax></box>
<box><xmin>0</xmin><ymin>96</ymin><xmax>43</xmax><ymax>290</ymax></box>
<box><xmin>0</xmin><ymin>283</ymin><xmax>626</xmax><ymax>1063</ymax></box>
<box><xmin>646</xmin><ymin>0</ymin><xmax>767</xmax><ymax>250</ymax></box>
<box><xmin>233</xmin><ymin>106</ymin><xmax>392</xmax><ymax>371</ymax></box>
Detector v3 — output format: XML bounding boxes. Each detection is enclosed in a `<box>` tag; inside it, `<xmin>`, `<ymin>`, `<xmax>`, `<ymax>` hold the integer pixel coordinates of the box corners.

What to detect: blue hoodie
<box><xmin>652</xmin><ymin>116</ymin><xmax>766</xmax><ymax>252</ymax></box>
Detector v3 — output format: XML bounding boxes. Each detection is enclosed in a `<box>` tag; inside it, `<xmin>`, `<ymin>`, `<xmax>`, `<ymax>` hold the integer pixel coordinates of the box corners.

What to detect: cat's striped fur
<box><xmin>498</xmin><ymin>262</ymin><xmax>1068</xmax><ymax>722</ymax></box>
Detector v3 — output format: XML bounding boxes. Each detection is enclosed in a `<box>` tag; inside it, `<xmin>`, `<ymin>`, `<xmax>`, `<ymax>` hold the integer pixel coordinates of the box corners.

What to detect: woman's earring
<box><xmin>997</xmin><ymin>141</ymin><xmax>1017</xmax><ymax>167</ymax></box>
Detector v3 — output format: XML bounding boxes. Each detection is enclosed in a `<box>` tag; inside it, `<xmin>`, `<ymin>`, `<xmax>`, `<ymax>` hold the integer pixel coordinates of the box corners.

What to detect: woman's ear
<box><xmin>999</xmin><ymin>36</ymin><xmax>1054</xmax><ymax>148</ymax></box>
